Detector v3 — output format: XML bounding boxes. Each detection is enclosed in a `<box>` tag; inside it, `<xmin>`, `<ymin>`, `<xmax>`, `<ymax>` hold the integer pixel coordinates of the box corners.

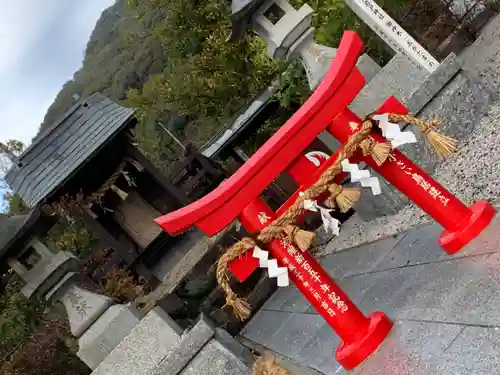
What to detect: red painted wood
<box><xmin>240</xmin><ymin>198</ymin><xmax>393</xmax><ymax>370</ymax></box>
<box><xmin>327</xmin><ymin>98</ymin><xmax>494</xmax><ymax>253</ymax></box>
<box><xmin>155</xmin><ymin>31</ymin><xmax>365</xmax><ymax>236</ymax></box>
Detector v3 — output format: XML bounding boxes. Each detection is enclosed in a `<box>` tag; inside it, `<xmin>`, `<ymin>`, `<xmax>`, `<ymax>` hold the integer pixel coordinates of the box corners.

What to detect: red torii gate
<box><xmin>155</xmin><ymin>31</ymin><xmax>494</xmax><ymax>369</ymax></box>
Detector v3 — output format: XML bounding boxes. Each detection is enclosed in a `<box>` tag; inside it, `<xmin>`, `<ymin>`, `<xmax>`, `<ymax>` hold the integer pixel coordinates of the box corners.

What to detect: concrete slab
<box><xmin>372</xmin><ymin>224</ymin><xmax>443</xmax><ymax>271</ymax></box>
<box><xmin>243</xmin><ymin>214</ymin><xmax>500</xmax><ymax>374</ymax></box>
<box><xmin>92</xmin><ymin>308</ymin><xmax>182</xmax><ymax>375</ymax></box>
<box><xmin>432</xmin><ymin>326</ymin><xmax>500</xmax><ymax>375</ymax></box>
<box><xmin>321</xmin><ymin>233</ymin><xmax>406</xmax><ymax>279</ymax></box>
<box><xmin>260</xmin><ymin>284</ymin><xmax>310</xmax><ymax>314</ymax></box>
<box><xmin>343</xmin><ymin>320</ymin><xmax>465</xmax><ymax>375</ymax></box>
<box><xmin>241</xmin><ymin>309</ymin><xmax>294</xmax><ymax>346</ymax></box>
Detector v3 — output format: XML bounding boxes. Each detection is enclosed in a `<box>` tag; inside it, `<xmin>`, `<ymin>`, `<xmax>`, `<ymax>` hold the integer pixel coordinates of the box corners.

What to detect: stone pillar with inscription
<box><xmin>345</xmin><ymin>0</ymin><xmax>439</xmax><ymax>73</ymax></box>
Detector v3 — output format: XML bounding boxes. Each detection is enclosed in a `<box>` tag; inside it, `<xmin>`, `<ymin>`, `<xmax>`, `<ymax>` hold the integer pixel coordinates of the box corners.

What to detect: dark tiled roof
<box><xmin>5</xmin><ymin>93</ymin><xmax>135</xmax><ymax>207</ymax></box>
<box><xmin>0</xmin><ymin>211</ymin><xmax>37</xmax><ymax>259</ymax></box>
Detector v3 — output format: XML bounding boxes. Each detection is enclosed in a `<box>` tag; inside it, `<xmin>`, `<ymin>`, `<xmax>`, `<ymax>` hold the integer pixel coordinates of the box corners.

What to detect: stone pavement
<box><xmin>241</xmin><ymin>213</ymin><xmax>500</xmax><ymax>374</ymax></box>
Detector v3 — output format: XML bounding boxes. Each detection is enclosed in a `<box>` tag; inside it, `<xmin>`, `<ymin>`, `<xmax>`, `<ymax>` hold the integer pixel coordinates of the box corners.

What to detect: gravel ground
<box><xmin>319</xmin><ymin>15</ymin><xmax>500</xmax><ymax>256</ymax></box>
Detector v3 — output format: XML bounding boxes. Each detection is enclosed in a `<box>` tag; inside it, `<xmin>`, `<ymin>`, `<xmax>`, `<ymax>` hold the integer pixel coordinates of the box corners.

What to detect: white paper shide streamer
<box><xmin>341</xmin><ymin>159</ymin><xmax>381</xmax><ymax>195</ymax></box>
<box><xmin>303</xmin><ymin>198</ymin><xmax>340</xmax><ymax>236</ymax></box>
<box><xmin>253</xmin><ymin>246</ymin><xmax>289</xmax><ymax>287</ymax></box>
<box><xmin>372</xmin><ymin>114</ymin><xmax>417</xmax><ymax>148</ymax></box>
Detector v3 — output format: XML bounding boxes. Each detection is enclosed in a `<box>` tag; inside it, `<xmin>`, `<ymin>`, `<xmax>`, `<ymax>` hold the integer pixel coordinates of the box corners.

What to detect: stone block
<box><xmin>317</xmin><ymin>131</ymin><xmax>342</xmax><ymax>154</ymax></box>
<box><xmin>402</xmin><ymin>53</ymin><xmax>461</xmax><ymax>114</ymax></box>
<box><xmin>152</xmin><ymin>317</ymin><xmax>252</xmax><ymax>375</ymax></box>
<box><xmin>151</xmin><ymin>314</ymin><xmax>216</xmax><ymax>375</ymax></box>
<box><xmin>322</xmin><ymin>233</ymin><xmax>404</xmax><ymax>279</ymax></box>
<box><xmin>179</xmin><ymin>331</ymin><xmax>253</xmax><ymax>375</ymax></box>
<box><xmin>92</xmin><ymin>308</ymin><xmax>183</xmax><ymax>375</ymax></box>
<box><xmin>214</xmin><ymin>328</ymin><xmax>254</xmax><ymax>367</ymax></box>
<box><xmin>357</xmin><ymin>53</ymin><xmax>382</xmax><ymax>83</ymax></box>
<box><xmin>372</xmin><ymin>224</ymin><xmax>443</xmax><ymax>271</ymax></box>
<box><xmin>261</xmin><ymin>313</ymin><xmax>325</xmax><ymax>359</ymax></box>
<box><xmin>293</xmin><ymin>320</ymin><xmax>342</xmax><ymax>374</ymax></box>
<box><xmin>260</xmin><ymin>283</ymin><xmax>309</xmax><ymax>314</ymax></box>
<box><xmin>401</xmin><ymin>68</ymin><xmax>495</xmax><ymax>174</ymax></box>
<box><xmin>347</xmin><ymin>320</ymin><xmax>464</xmax><ymax>375</ymax></box>
<box><xmin>350</xmin><ymin>54</ymin><xmax>429</xmax><ymax>117</ymax></box>
<box><xmin>78</xmin><ymin>304</ymin><xmax>144</xmax><ymax>369</ymax></box>
<box><xmin>353</xmin><ymin>176</ymin><xmax>409</xmax><ymax>222</ymax></box>
<box><xmin>433</xmin><ymin>326</ymin><xmax>500</xmax><ymax>375</ymax></box>
<box><xmin>50</xmin><ymin>273</ymin><xmax>115</xmax><ymax>337</ymax></box>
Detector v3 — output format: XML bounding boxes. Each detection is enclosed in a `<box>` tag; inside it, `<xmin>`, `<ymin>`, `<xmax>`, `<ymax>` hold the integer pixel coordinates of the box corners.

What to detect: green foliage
<box><xmin>1</xmin><ymin>140</ymin><xmax>27</xmax><ymax>213</ymax></box>
<box><xmin>99</xmin><ymin>268</ymin><xmax>148</xmax><ymax>303</ymax></box>
<box><xmin>4</xmin><ymin>194</ymin><xmax>28</xmax><ymax>215</ymax></box>
<box><xmin>1</xmin><ymin>311</ymin><xmax>89</xmax><ymax>375</ymax></box>
<box><xmin>44</xmin><ymin>218</ymin><xmax>97</xmax><ymax>259</ymax></box>
<box><xmin>291</xmin><ymin>0</ymin><xmax>393</xmax><ymax>64</ymax></box>
<box><xmin>0</xmin><ymin>277</ymin><xmax>45</xmax><ymax>359</ymax></box>
<box><xmin>273</xmin><ymin>61</ymin><xmax>310</xmax><ymax>108</ymax></box>
<box><xmin>126</xmin><ymin>0</ymin><xmax>281</xmax><ymax>140</ymax></box>
<box><xmin>241</xmin><ymin>116</ymin><xmax>286</xmax><ymax>156</ymax></box>
<box><xmin>123</xmin><ymin>0</ymin><xmax>284</xmax><ymax>172</ymax></box>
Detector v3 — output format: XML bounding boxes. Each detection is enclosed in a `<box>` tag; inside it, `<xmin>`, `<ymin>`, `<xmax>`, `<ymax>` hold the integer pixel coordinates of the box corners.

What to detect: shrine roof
<box><xmin>229</xmin><ymin>0</ymin><xmax>266</xmax><ymax>41</ymax></box>
<box><xmin>0</xmin><ymin>211</ymin><xmax>38</xmax><ymax>260</ymax></box>
<box><xmin>5</xmin><ymin>94</ymin><xmax>135</xmax><ymax>208</ymax></box>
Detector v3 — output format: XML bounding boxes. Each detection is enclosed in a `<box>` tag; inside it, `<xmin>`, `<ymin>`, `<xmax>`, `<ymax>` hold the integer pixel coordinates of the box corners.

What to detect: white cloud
<box><xmin>0</xmin><ymin>1</ymin><xmax>115</xmax><ymax>146</ymax></box>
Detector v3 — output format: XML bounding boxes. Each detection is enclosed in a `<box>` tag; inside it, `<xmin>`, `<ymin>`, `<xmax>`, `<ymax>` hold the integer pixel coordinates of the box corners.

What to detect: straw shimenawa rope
<box><xmin>387</xmin><ymin>114</ymin><xmax>458</xmax><ymax>157</ymax></box>
<box><xmin>324</xmin><ymin>183</ymin><xmax>361</xmax><ymax>213</ymax></box>
<box><xmin>251</xmin><ymin>357</ymin><xmax>296</xmax><ymax>375</ymax></box>
<box><xmin>217</xmin><ymin>114</ymin><xmax>457</xmax><ymax>320</ymax></box>
<box><xmin>216</xmin><ymin>120</ymin><xmax>375</xmax><ymax>320</ymax></box>
<box><xmin>91</xmin><ymin>160</ymin><xmax>128</xmax><ymax>202</ymax></box>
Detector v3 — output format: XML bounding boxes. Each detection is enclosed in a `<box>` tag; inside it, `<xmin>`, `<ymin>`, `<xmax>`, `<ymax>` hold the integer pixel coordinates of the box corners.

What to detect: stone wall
<box><xmin>91</xmin><ymin>308</ymin><xmax>253</xmax><ymax>375</ymax></box>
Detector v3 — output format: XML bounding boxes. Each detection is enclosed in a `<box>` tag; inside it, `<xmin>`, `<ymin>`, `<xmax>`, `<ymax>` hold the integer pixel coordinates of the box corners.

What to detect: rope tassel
<box><xmin>387</xmin><ymin>114</ymin><xmax>458</xmax><ymax>157</ymax></box>
<box><xmin>215</xmin><ymin>112</ymin><xmax>450</xmax><ymax>321</ymax></box>
<box><xmin>284</xmin><ymin>225</ymin><xmax>315</xmax><ymax>252</ymax></box>
<box><xmin>324</xmin><ymin>183</ymin><xmax>361</xmax><ymax>212</ymax></box>
<box><xmin>422</xmin><ymin>120</ymin><xmax>458</xmax><ymax>157</ymax></box>
<box><xmin>359</xmin><ymin>137</ymin><xmax>392</xmax><ymax>166</ymax></box>
<box><xmin>226</xmin><ymin>298</ymin><xmax>251</xmax><ymax>321</ymax></box>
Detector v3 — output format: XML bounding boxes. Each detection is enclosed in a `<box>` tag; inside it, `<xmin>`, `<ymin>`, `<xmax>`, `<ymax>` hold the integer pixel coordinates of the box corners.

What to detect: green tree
<box><xmin>126</xmin><ymin>0</ymin><xmax>282</xmax><ymax>149</ymax></box>
<box><xmin>0</xmin><ymin>140</ymin><xmax>25</xmax><ymax>174</ymax></box>
<box><xmin>1</xmin><ymin>140</ymin><xmax>27</xmax><ymax>213</ymax></box>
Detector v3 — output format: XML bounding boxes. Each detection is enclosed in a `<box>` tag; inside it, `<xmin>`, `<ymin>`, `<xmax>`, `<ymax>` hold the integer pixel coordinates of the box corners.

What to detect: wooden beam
<box><xmin>126</xmin><ymin>144</ymin><xmax>189</xmax><ymax>208</ymax></box>
<box><xmin>80</xmin><ymin>209</ymin><xmax>137</xmax><ymax>264</ymax></box>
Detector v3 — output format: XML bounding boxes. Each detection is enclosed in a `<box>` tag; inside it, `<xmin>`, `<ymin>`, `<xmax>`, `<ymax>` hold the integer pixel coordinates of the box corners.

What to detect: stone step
<box><xmin>92</xmin><ymin>307</ymin><xmax>183</xmax><ymax>375</ymax></box>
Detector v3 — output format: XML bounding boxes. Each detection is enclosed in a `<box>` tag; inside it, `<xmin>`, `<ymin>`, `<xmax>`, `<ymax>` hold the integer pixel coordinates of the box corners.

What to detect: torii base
<box><xmin>336</xmin><ymin>311</ymin><xmax>393</xmax><ymax>370</ymax></box>
<box><xmin>439</xmin><ymin>201</ymin><xmax>495</xmax><ymax>254</ymax></box>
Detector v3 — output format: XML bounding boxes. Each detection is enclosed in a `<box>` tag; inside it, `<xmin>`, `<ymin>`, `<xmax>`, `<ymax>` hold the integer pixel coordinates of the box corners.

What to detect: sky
<box><xmin>0</xmin><ymin>1</ymin><xmax>115</xmax><ymax>211</ymax></box>
<box><xmin>0</xmin><ymin>1</ymin><xmax>115</xmax><ymax>146</ymax></box>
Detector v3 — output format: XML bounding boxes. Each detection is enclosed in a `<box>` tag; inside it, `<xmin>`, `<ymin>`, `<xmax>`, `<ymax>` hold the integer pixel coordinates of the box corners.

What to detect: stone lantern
<box><xmin>0</xmin><ymin>212</ymin><xmax>254</xmax><ymax>374</ymax></box>
<box><xmin>229</xmin><ymin>0</ymin><xmax>379</xmax><ymax>89</ymax></box>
